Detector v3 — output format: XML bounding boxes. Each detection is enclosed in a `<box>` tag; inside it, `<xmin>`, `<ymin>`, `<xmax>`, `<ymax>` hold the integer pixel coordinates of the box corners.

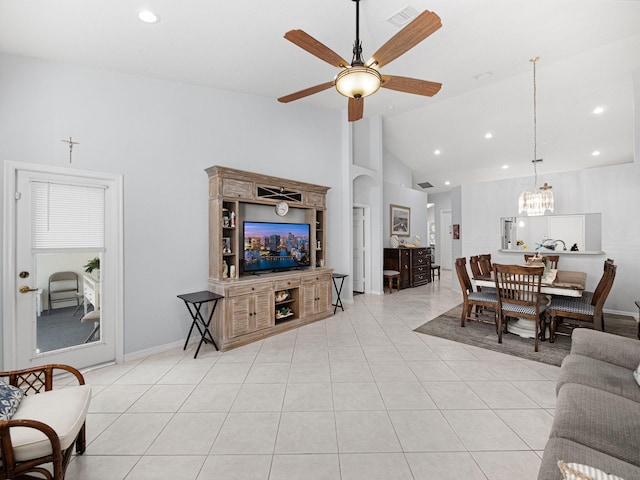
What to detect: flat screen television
<box><xmin>243</xmin><ymin>221</ymin><xmax>311</xmax><ymax>273</ymax></box>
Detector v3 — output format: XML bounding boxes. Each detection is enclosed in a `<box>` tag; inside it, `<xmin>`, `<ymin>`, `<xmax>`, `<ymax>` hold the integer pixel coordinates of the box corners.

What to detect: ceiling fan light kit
<box><xmin>335</xmin><ymin>66</ymin><xmax>381</xmax><ymax>98</ymax></box>
<box><xmin>278</xmin><ymin>0</ymin><xmax>442</xmax><ymax>121</ymax></box>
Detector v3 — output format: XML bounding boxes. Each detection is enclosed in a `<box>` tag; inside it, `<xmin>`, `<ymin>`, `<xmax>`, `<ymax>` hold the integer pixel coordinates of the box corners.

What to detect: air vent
<box><xmin>418</xmin><ymin>181</ymin><xmax>434</xmax><ymax>189</ymax></box>
<box><xmin>387</xmin><ymin>6</ymin><xmax>418</xmax><ymax>27</ymax></box>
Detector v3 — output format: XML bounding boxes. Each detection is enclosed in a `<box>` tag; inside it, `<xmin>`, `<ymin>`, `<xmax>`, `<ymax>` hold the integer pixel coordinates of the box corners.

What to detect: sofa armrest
<box><xmin>571</xmin><ymin>329</ymin><xmax>640</xmax><ymax>370</ymax></box>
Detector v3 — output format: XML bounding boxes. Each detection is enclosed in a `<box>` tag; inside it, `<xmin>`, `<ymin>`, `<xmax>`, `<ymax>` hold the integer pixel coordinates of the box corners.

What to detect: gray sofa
<box><xmin>538</xmin><ymin>329</ymin><xmax>640</xmax><ymax>479</ymax></box>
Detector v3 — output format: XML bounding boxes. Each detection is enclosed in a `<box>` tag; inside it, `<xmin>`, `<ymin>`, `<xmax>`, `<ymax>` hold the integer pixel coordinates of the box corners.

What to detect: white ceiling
<box><xmin>1</xmin><ymin>0</ymin><xmax>639</xmax><ymax>193</ymax></box>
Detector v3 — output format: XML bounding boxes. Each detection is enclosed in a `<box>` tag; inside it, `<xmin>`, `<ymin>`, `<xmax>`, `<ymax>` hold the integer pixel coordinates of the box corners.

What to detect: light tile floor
<box><xmin>66</xmin><ymin>270</ymin><xmax>558</xmax><ymax>479</ymax></box>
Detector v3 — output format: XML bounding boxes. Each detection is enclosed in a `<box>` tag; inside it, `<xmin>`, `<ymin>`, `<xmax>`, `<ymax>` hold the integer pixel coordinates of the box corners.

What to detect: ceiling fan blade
<box><xmin>278</xmin><ymin>81</ymin><xmax>335</xmax><ymax>103</ymax></box>
<box><xmin>381</xmin><ymin>75</ymin><xmax>442</xmax><ymax>96</ymax></box>
<box><xmin>348</xmin><ymin>97</ymin><xmax>364</xmax><ymax>122</ymax></box>
<box><xmin>284</xmin><ymin>30</ymin><xmax>350</xmax><ymax>68</ymax></box>
<box><xmin>366</xmin><ymin>11</ymin><xmax>441</xmax><ymax>69</ymax></box>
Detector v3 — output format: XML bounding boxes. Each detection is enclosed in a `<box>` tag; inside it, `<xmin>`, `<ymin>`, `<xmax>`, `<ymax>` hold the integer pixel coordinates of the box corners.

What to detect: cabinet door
<box><xmin>228</xmin><ymin>295</ymin><xmax>252</xmax><ymax>338</ymax></box>
<box><xmin>315</xmin><ymin>280</ymin><xmax>331</xmax><ymax>314</ymax></box>
<box><xmin>400</xmin><ymin>250</ymin><xmax>411</xmax><ymax>288</ymax></box>
<box><xmin>253</xmin><ymin>290</ymin><xmax>274</xmax><ymax>331</ymax></box>
<box><xmin>300</xmin><ymin>283</ymin><xmax>316</xmax><ymax>317</ymax></box>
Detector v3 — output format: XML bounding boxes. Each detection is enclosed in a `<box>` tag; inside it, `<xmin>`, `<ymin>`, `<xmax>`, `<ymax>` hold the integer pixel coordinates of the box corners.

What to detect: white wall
<box><xmin>0</xmin><ymin>53</ymin><xmax>347</xmax><ymax>361</ymax></box>
<box><xmin>382</xmin><ymin>148</ymin><xmax>413</xmax><ymax>187</ymax></box>
<box><xmin>382</xmin><ymin>182</ymin><xmax>428</xmax><ymax>248</ymax></box>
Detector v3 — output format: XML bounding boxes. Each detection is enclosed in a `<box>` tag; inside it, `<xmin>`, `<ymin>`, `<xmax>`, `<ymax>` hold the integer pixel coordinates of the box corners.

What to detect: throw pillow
<box><xmin>558</xmin><ymin>460</ymin><xmax>625</xmax><ymax>480</ymax></box>
<box><xmin>634</xmin><ymin>362</ymin><xmax>640</xmax><ymax>387</ymax></box>
<box><xmin>0</xmin><ymin>380</ymin><xmax>24</xmax><ymax>421</ymax></box>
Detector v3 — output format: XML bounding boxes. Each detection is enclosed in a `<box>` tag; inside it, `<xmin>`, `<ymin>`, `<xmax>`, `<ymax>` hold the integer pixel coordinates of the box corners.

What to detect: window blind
<box><xmin>31</xmin><ymin>181</ymin><xmax>106</xmax><ymax>250</ymax></box>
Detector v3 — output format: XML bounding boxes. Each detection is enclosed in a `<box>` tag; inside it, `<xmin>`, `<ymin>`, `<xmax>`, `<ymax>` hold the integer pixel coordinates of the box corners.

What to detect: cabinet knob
<box><xmin>252</xmin><ymin>287</ymin><xmax>255</xmax><ymax>291</ymax></box>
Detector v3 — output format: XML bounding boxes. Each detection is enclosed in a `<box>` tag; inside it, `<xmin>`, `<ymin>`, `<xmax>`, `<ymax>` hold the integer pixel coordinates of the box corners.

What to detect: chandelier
<box><xmin>518</xmin><ymin>57</ymin><xmax>554</xmax><ymax>216</ymax></box>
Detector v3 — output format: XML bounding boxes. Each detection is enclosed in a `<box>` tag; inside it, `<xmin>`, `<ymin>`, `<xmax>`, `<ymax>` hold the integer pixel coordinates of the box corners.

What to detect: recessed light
<box><xmin>444</xmin><ymin>181</ymin><xmax>450</xmax><ymax>186</ymax></box>
<box><xmin>502</xmin><ymin>164</ymin><xmax>509</xmax><ymax>169</ymax></box>
<box><xmin>138</xmin><ymin>10</ymin><xmax>160</xmax><ymax>23</ymax></box>
<box><xmin>474</xmin><ymin>71</ymin><xmax>493</xmax><ymax>81</ymax></box>
<box><xmin>434</xmin><ymin>149</ymin><xmax>441</xmax><ymax>155</ymax></box>
<box><xmin>485</xmin><ymin>132</ymin><xmax>493</xmax><ymax>139</ymax></box>
<box><xmin>593</xmin><ymin>106</ymin><xmax>604</xmax><ymax>115</ymax></box>
<box><xmin>592</xmin><ymin>150</ymin><xmax>600</xmax><ymax>156</ymax></box>
<box><xmin>387</xmin><ymin>105</ymin><xmax>396</xmax><ymax>110</ymax></box>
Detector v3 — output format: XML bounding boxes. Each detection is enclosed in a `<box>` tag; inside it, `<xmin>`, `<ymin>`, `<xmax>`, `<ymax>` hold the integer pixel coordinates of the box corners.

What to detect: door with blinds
<box><xmin>5</xmin><ymin>163</ymin><xmax>123</xmax><ymax>370</ymax></box>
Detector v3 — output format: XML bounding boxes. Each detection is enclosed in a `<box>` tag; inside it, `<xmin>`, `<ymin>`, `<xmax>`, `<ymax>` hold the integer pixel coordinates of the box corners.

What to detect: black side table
<box><xmin>331</xmin><ymin>273</ymin><xmax>348</xmax><ymax>314</ymax></box>
<box><xmin>177</xmin><ymin>290</ymin><xmax>223</xmax><ymax>358</ymax></box>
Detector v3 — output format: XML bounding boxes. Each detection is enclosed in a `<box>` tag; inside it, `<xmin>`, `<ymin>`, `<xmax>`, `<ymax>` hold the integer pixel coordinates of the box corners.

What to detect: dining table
<box><xmin>473</xmin><ymin>269</ymin><xmax>587</xmax><ymax>339</ymax></box>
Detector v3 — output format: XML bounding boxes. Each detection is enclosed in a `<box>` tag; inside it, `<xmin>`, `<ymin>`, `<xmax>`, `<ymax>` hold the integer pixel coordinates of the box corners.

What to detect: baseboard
<box><xmin>604</xmin><ymin>308</ymin><xmax>638</xmax><ymax>321</ymax></box>
<box><xmin>123</xmin><ymin>338</ymin><xmax>194</xmax><ymax>363</ymax></box>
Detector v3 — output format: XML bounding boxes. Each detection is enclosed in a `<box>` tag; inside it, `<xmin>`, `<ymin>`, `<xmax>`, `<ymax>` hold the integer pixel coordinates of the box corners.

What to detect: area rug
<box><xmin>414</xmin><ymin>304</ymin><xmax>638</xmax><ymax>366</ymax></box>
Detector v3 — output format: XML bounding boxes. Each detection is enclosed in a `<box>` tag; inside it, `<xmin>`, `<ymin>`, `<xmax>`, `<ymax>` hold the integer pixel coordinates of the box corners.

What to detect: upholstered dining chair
<box><xmin>524</xmin><ymin>254</ymin><xmax>560</xmax><ymax>269</ymax></box>
<box><xmin>0</xmin><ymin>364</ymin><xmax>91</xmax><ymax>480</ymax></box>
<box><xmin>493</xmin><ymin>263</ymin><xmax>546</xmax><ymax>352</ymax></box>
<box><xmin>548</xmin><ymin>262</ymin><xmax>617</xmax><ymax>342</ymax></box>
<box><xmin>469</xmin><ymin>256</ymin><xmax>482</xmax><ymax>278</ymax></box>
<box><xmin>455</xmin><ymin>257</ymin><xmax>498</xmax><ymax>329</ymax></box>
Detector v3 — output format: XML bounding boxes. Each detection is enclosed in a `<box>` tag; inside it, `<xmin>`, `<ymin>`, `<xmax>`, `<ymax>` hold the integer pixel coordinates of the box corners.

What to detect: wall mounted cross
<box><xmin>61</xmin><ymin>136</ymin><xmax>79</xmax><ymax>163</ymax></box>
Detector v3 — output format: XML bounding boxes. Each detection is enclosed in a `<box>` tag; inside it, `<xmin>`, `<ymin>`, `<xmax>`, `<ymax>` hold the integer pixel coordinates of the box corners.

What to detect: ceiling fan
<box><xmin>278</xmin><ymin>0</ymin><xmax>443</xmax><ymax>122</ymax></box>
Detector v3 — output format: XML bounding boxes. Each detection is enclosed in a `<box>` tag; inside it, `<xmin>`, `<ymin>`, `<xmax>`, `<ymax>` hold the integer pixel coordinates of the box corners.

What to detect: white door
<box><xmin>3</xmin><ymin>162</ymin><xmax>123</xmax><ymax>370</ymax></box>
<box><xmin>440</xmin><ymin>210</ymin><xmax>452</xmax><ymax>270</ymax></box>
<box><xmin>352</xmin><ymin>207</ymin><xmax>365</xmax><ymax>293</ymax></box>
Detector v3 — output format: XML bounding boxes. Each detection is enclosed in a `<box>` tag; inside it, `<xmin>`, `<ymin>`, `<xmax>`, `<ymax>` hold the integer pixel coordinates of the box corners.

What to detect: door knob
<box><xmin>19</xmin><ymin>286</ymin><xmax>39</xmax><ymax>293</ymax></box>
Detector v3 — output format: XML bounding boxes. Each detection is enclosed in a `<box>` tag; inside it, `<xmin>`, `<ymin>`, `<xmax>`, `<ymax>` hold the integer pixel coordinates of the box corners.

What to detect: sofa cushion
<box><xmin>557</xmin><ymin>354</ymin><xmax>640</xmax><ymax>403</ymax></box>
<box><xmin>570</xmin><ymin>329</ymin><xmax>640</xmax><ymax>371</ymax></box>
<box><xmin>551</xmin><ymin>383</ymin><xmax>640</xmax><ymax>467</ymax></box>
<box><xmin>10</xmin><ymin>384</ymin><xmax>91</xmax><ymax>462</ymax></box>
<box><xmin>538</xmin><ymin>438</ymin><xmax>640</xmax><ymax>480</ymax></box>
<box><xmin>0</xmin><ymin>380</ymin><xmax>24</xmax><ymax>420</ymax></box>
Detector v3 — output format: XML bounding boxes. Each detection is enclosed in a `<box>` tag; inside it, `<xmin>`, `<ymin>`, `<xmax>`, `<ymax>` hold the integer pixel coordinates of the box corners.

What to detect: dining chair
<box><xmin>548</xmin><ymin>262</ymin><xmax>617</xmax><ymax>341</ymax></box>
<box><xmin>455</xmin><ymin>257</ymin><xmax>498</xmax><ymax>329</ymax></box>
<box><xmin>479</xmin><ymin>254</ymin><xmax>493</xmax><ymax>275</ymax></box>
<box><xmin>493</xmin><ymin>263</ymin><xmax>546</xmax><ymax>351</ymax></box>
<box><xmin>524</xmin><ymin>254</ymin><xmax>560</xmax><ymax>269</ymax></box>
<box><xmin>469</xmin><ymin>256</ymin><xmax>483</xmax><ymax>278</ymax></box>
<box><xmin>582</xmin><ymin>258</ymin><xmax>615</xmax><ymax>305</ymax></box>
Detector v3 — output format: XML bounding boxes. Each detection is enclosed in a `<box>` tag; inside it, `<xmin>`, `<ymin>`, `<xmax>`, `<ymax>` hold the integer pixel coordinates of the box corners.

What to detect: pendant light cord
<box><xmin>531</xmin><ymin>56</ymin><xmax>539</xmax><ymax>189</ymax></box>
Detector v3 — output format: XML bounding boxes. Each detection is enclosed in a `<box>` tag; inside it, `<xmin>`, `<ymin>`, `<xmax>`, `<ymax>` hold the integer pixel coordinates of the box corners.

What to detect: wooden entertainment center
<box><xmin>206</xmin><ymin>166</ymin><xmax>333</xmax><ymax>351</ymax></box>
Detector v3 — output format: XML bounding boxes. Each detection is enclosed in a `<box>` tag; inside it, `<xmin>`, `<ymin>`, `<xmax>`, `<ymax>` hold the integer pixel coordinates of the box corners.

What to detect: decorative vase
<box><xmin>390</xmin><ymin>235</ymin><xmax>399</xmax><ymax>248</ymax></box>
<box><xmin>229</xmin><ymin>265</ymin><xmax>236</xmax><ymax>278</ymax></box>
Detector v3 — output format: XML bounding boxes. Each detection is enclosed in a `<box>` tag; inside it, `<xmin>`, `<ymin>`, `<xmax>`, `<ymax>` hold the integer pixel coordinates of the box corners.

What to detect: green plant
<box><xmin>84</xmin><ymin>257</ymin><xmax>100</xmax><ymax>273</ymax></box>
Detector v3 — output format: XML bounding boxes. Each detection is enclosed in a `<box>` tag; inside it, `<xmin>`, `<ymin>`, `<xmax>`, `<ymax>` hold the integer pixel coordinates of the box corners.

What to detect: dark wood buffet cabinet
<box><xmin>383</xmin><ymin>247</ymin><xmax>432</xmax><ymax>289</ymax></box>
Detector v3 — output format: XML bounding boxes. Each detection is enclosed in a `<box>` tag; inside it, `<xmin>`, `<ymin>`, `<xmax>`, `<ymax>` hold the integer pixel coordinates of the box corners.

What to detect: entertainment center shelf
<box><xmin>206</xmin><ymin>165</ymin><xmax>333</xmax><ymax>351</ymax></box>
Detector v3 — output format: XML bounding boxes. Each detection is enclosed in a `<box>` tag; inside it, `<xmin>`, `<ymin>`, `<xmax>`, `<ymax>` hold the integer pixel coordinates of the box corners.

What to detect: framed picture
<box><xmin>453</xmin><ymin>224</ymin><xmax>460</xmax><ymax>240</ymax></box>
<box><xmin>222</xmin><ymin>237</ymin><xmax>231</xmax><ymax>254</ymax></box>
<box><xmin>390</xmin><ymin>204</ymin><xmax>410</xmax><ymax>236</ymax></box>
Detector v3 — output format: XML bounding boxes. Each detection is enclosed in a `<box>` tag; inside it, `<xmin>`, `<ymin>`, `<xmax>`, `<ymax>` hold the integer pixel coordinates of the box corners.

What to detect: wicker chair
<box><xmin>455</xmin><ymin>257</ymin><xmax>497</xmax><ymax>329</ymax></box>
<box><xmin>0</xmin><ymin>364</ymin><xmax>90</xmax><ymax>480</ymax></box>
<box><xmin>493</xmin><ymin>263</ymin><xmax>546</xmax><ymax>351</ymax></box>
<box><xmin>548</xmin><ymin>262</ymin><xmax>617</xmax><ymax>342</ymax></box>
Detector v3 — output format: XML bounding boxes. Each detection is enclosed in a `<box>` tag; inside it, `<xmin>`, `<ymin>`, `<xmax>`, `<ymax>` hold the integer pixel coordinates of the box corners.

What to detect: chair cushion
<box><xmin>501</xmin><ymin>302</ymin><xmax>546</xmax><ymax>316</ymax></box>
<box><xmin>468</xmin><ymin>291</ymin><xmax>497</xmax><ymax>303</ymax></box>
<box><xmin>550</xmin><ymin>297</ymin><xmax>594</xmax><ymax>316</ymax></box>
<box><xmin>10</xmin><ymin>384</ymin><xmax>91</xmax><ymax>462</ymax></box>
<box><xmin>0</xmin><ymin>380</ymin><xmax>24</xmax><ymax>420</ymax></box>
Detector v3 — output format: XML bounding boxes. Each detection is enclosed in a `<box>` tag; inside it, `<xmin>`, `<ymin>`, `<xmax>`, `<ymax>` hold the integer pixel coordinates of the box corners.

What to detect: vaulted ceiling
<box><xmin>1</xmin><ymin>0</ymin><xmax>639</xmax><ymax>192</ymax></box>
